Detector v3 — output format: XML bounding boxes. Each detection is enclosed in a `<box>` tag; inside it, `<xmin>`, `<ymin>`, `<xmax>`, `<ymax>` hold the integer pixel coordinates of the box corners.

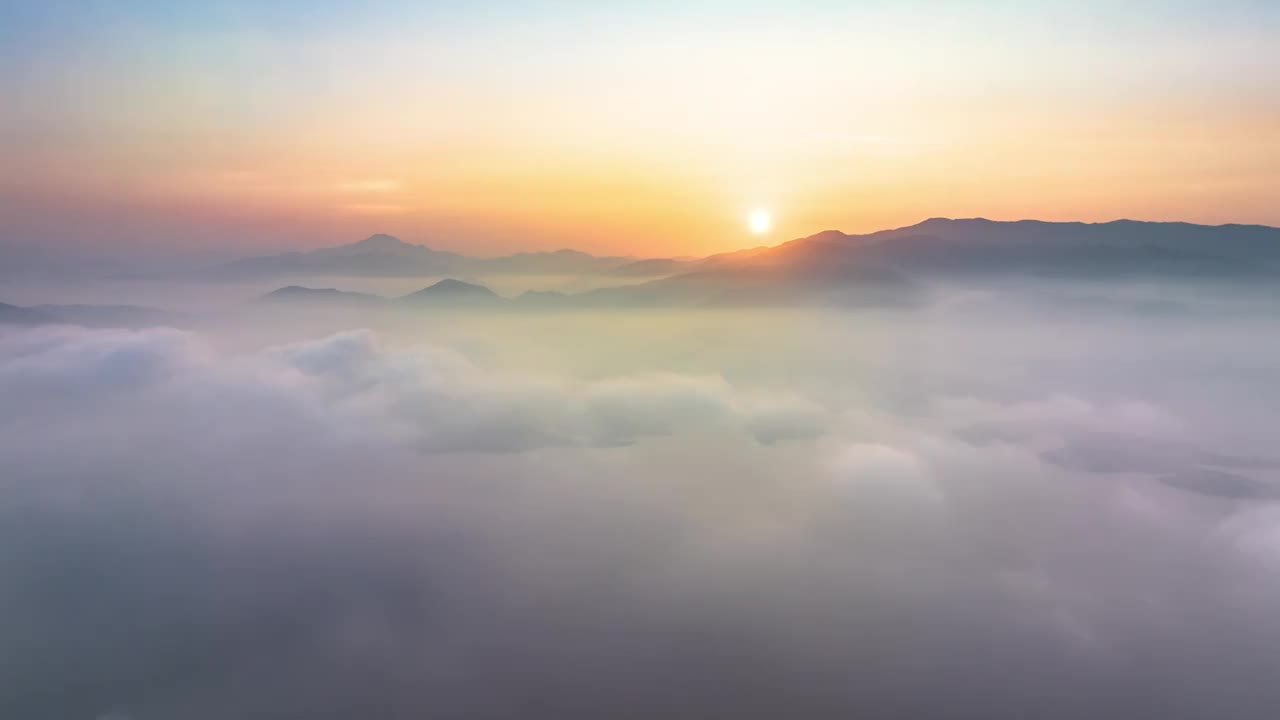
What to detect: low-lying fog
<box><xmin>3</xmin><ymin>277</ymin><xmax>1279</xmax><ymax>718</ymax></box>
<box><xmin>0</xmin><ymin>272</ymin><xmax>643</xmax><ymax>312</ymax></box>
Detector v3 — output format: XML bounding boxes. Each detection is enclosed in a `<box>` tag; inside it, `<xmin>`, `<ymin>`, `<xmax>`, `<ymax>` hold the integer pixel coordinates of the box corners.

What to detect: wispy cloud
<box><xmin>336</xmin><ymin>179</ymin><xmax>403</xmax><ymax>194</ymax></box>
<box><xmin>340</xmin><ymin>202</ymin><xmax>406</xmax><ymax>215</ymax></box>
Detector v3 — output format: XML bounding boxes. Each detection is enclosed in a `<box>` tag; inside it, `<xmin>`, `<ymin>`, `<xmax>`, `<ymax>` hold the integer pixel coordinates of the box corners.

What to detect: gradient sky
<box><xmin>2</xmin><ymin>0</ymin><xmax>1278</xmax><ymax>259</ymax></box>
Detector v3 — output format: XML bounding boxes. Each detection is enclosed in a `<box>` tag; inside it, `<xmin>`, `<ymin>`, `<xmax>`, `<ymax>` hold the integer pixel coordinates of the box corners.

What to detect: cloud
<box><xmin>1</xmin><ymin>327</ymin><xmax>830</xmax><ymax>456</ymax></box>
<box><xmin>829</xmin><ymin>442</ymin><xmax>940</xmax><ymax>510</ymax></box>
<box><xmin>939</xmin><ymin>393</ymin><xmax>1277</xmax><ymax>495</ymax></box>
<box><xmin>340</xmin><ymin>203</ymin><xmax>406</xmax><ymax>215</ymax></box>
<box><xmin>336</xmin><ymin>179</ymin><xmax>403</xmax><ymax>194</ymax></box>
<box><xmin>1159</xmin><ymin>468</ymin><xmax>1276</xmax><ymax>499</ymax></box>
<box><xmin>3</xmin><ymin>321</ymin><xmax>1280</xmax><ymax>719</ymax></box>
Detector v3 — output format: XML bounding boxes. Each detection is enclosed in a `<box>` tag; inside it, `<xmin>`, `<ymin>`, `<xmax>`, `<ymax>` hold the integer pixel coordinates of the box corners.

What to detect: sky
<box><xmin>2</xmin><ymin>0</ymin><xmax>1278</xmax><ymax>259</ymax></box>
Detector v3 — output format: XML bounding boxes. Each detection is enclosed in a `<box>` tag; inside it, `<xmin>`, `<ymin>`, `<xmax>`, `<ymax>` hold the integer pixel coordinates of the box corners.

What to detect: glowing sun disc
<box><xmin>749</xmin><ymin>209</ymin><xmax>771</xmax><ymax>234</ymax></box>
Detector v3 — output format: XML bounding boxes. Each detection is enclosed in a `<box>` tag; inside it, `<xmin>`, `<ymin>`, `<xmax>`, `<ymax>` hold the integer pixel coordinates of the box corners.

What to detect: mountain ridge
<box><xmin>248</xmin><ymin>218</ymin><xmax>1280</xmax><ymax>310</ymax></box>
<box><xmin>400</xmin><ymin>278</ymin><xmax>499</xmax><ymax>303</ymax></box>
<box><xmin>207</xmin><ymin>234</ymin><xmax>632</xmax><ymax>279</ymax></box>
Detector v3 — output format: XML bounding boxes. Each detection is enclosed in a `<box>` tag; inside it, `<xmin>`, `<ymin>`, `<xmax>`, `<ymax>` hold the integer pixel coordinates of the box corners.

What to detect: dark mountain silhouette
<box><xmin>610</xmin><ymin>258</ymin><xmax>695</xmax><ymax>278</ymax></box>
<box><xmin>34</xmin><ymin>304</ymin><xmax>184</xmax><ymax>328</ymax></box>
<box><xmin>791</xmin><ymin>219</ymin><xmax>1280</xmax><ymax>277</ymax></box>
<box><xmin>209</xmin><ymin>235</ymin><xmax>630</xmax><ymax>279</ymax></box>
<box><xmin>0</xmin><ymin>244</ymin><xmax>143</xmax><ymax>282</ymax></box>
<box><xmin>549</xmin><ymin>218</ymin><xmax>1279</xmax><ymax>307</ymax></box>
<box><xmin>246</xmin><ymin>219</ymin><xmax>1280</xmax><ymax>311</ymax></box>
<box><xmin>581</xmin><ymin>220</ymin><xmax>1280</xmax><ymax>307</ymax></box>
<box><xmin>330</xmin><ymin>233</ymin><xmax>415</xmax><ymax>254</ymax></box>
<box><xmin>260</xmin><ymin>286</ymin><xmax>383</xmax><ymax>305</ymax></box>
<box><xmin>606</xmin><ymin>246</ymin><xmax>774</xmax><ymax>279</ymax></box>
<box><xmin>698</xmin><ymin>245</ymin><xmax>775</xmax><ymax>267</ymax></box>
<box><xmin>477</xmin><ymin>248</ymin><xmax>629</xmax><ymax>275</ymax></box>
<box><xmin>0</xmin><ymin>302</ymin><xmax>179</xmax><ymax>328</ymax></box>
<box><xmin>400</xmin><ymin>279</ymin><xmax>501</xmax><ymax>305</ymax></box>
<box><xmin>258</xmin><ymin>280</ymin><xmax>504</xmax><ymax>309</ymax></box>
<box><xmin>218</xmin><ymin>234</ymin><xmax>463</xmax><ymax>278</ymax></box>
<box><xmin>515</xmin><ymin>290</ymin><xmax>571</xmax><ymax>308</ymax></box>
<box><xmin>0</xmin><ymin>302</ymin><xmax>56</xmax><ymax>325</ymax></box>
<box><xmin>579</xmin><ymin>233</ymin><xmax>918</xmax><ymax>307</ymax></box>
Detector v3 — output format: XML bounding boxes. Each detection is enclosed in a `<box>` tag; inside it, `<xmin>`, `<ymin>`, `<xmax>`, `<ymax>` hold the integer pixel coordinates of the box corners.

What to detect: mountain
<box><xmin>34</xmin><ymin>304</ymin><xmax>183</xmax><ymax>328</ymax></box>
<box><xmin>0</xmin><ymin>302</ymin><xmax>57</xmax><ymax>325</ymax></box>
<box><xmin>578</xmin><ymin>233</ymin><xmax>918</xmax><ymax>308</ymax></box>
<box><xmin>215</xmin><ymin>234</ymin><xmax>463</xmax><ymax>278</ymax></box>
<box><xmin>0</xmin><ymin>244</ymin><xmax>144</xmax><ymax>282</ymax></box>
<box><xmin>610</xmin><ymin>258</ymin><xmax>695</xmax><ymax>278</ymax></box>
<box><xmin>209</xmin><ymin>235</ymin><xmax>631</xmax><ymax>279</ymax></box>
<box><xmin>257</xmin><ymin>279</ymin><xmax>503</xmax><ymax>309</ymax></box>
<box><xmin>0</xmin><ymin>302</ymin><xmax>178</xmax><ymax>328</ymax></box>
<box><xmin>308</xmin><ymin>233</ymin><xmax>418</xmax><ymax>258</ymax></box>
<box><xmin>800</xmin><ymin>218</ymin><xmax>1280</xmax><ymax>278</ymax></box>
<box><xmin>473</xmin><ymin>248</ymin><xmax>629</xmax><ymax>275</ymax></box>
<box><xmin>608</xmin><ymin>247</ymin><xmax>774</xmax><ymax>278</ymax></box>
<box><xmin>550</xmin><ymin>219</ymin><xmax>1280</xmax><ymax>307</ymax></box>
<box><xmin>260</xmin><ymin>286</ymin><xmax>383</xmax><ymax>306</ymax></box>
<box><xmin>515</xmin><ymin>290</ymin><xmax>571</xmax><ymax>308</ymax></box>
<box><xmin>698</xmin><ymin>245</ymin><xmax>774</xmax><ymax>267</ymax></box>
<box><xmin>243</xmin><ymin>219</ymin><xmax>1280</xmax><ymax>312</ymax></box>
<box><xmin>400</xmin><ymin>279</ymin><xmax>502</xmax><ymax>306</ymax></box>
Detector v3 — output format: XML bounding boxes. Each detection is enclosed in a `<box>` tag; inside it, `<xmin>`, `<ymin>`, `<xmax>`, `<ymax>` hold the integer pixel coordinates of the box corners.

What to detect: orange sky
<box><xmin>3</xmin><ymin>2</ymin><xmax>1278</xmax><ymax>258</ymax></box>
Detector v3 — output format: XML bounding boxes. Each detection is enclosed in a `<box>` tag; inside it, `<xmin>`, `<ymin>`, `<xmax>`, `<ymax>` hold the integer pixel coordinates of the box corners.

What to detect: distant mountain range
<box><xmin>262</xmin><ymin>278</ymin><xmax>504</xmax><ymax>307</ymax></box>
<box><xmin>797</xmin><ymin>218</ymin><xmax>1280</xmax><ymax>277</ymax></box>
<box><xmin>257</xmin><ymin>253</ymin><xmax>916</xmax><ymax>310</ymax></box>
<box><xmin>7</xmin><ymin>219</ymin><xmax>1275</xmax><ymax>286</ymax></box>
<box><xmin>215</xmin><ymin>217</ymin><xmax>1274</xmax><ymax>284</ymax></box>
<box><xmin>5</xmin><ymin>219</ymin><xmax>1279</xmax><ymax>320</ymax></box>
<box><xmin>206</xmin><ymin>234</ymin><xmax>632</xmax><ymax>279</ymax></box>
<box><xmin>259</xmin><ymin>286</ymin><xmax>383</xmax><ymax>305</ymax></box>
<box><xmin>245</xmin><ymin>219</ymin><xmax>1280</xmax><ymax>310</ymax></box>
<box><xmin>0</xmin><ymin>302</ymin><xmax>55</xmax><ymax>325</ymax></box>
<box><xmin>0</xmin><ymin>302</ymin><xmax>183</xmax><ymax>328</ymax></box>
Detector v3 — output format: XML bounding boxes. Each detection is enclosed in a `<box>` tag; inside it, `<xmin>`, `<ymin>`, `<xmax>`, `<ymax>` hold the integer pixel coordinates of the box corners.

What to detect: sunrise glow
<box><xmin>2</xmin><ymin>3</ymin><xmax>1277</xmax><ymax>259</ymax></box>
<box><xmin>749</xmin><ymin>210</ymin><xmax>772</xmax><ymax>235</ymax></box>
<box><xmin>5</xmin><ymin>4</ymin><xmax>1280</xmax><ymax>718</ymax></box>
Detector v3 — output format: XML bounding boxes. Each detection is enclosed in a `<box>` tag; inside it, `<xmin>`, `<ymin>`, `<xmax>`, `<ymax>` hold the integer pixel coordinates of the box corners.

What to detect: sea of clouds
<box><xmin>2</xmin><ymin>283</ymin><xmax>1280</xmax><ymax>718</ymax></box>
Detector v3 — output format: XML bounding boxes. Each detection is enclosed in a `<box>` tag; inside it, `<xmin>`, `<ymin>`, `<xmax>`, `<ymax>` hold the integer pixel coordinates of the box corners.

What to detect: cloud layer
<box><xmin>2</xmin><ymin>320</ymin><xmax>1280</xmax><ymax>719</ymax></box>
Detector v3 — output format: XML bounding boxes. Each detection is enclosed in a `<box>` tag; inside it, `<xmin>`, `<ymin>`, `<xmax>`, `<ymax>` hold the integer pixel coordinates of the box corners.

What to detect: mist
<box><xmin>3</xmin><ymin>273</ymin><xmax>1279</xmax><ymax>719</ymax></box>
<box><xmin>6</xmin><ymin>0</ymin><xmax>1280</xmax><ymax>713</ymax></box>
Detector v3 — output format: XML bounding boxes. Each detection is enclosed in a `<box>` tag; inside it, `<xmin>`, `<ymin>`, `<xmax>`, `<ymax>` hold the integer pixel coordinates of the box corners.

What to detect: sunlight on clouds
<box><xmin>336</xmin><ymin>179</ymin><xmax>403</xmax><ymax>193</ymax></box>
<box><xmin>3</xmin><ymin>3</ymin><xmax>1276</xmax><ymax>256</ymax></box>
<box><xmin>341</xmin><ymin>203</ymin><xmax>407</xmax><ymax>215</ymax></box>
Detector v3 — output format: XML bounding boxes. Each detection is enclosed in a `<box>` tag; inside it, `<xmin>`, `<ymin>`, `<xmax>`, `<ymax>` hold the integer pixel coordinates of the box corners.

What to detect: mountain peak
<box><xmin>803</xmin><ymin>230</ymin><xmax>849</xmax><ymax>243</ymax></box>
<box><xmin>302</xmin><ymin>233</ymin><xmax>435</xmax><ymax>263</ymax></box>
<box><xmin>917</xmin><ymin>217</ymin><xmax>995</xmax><ymax>228</ymax></box>
<box><xmin>0</xmin><ymin>301</ymin><xmax>56</xmax><ymax>325</ymax></box>
<box><xmin>260</xmin><ymin>286</ymin><xmax>380</xmax><ymax>304</ymax></box>
<box><xmin>428</xmin><ymin>278</ymin><xmax>490</xmax><ymax>292</ymax></box>
<box><xmin>402</xmin><ymin>278</ymin><xmax>499</xmax><ymax>302</ymax></box>
<box><xmin>353</xmin><ymin>233</ymin><xmax>414</xmax><ymax>250</ymax></box>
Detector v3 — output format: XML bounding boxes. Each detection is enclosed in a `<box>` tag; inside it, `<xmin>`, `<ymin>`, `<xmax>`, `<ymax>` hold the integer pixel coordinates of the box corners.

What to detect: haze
<box><xmin>4</xmin><ymin>1</ymin><xmax>1279</xmax><ymax>258</ymax></box>
<box><xmin>3</xmin><ymin>2</ymin><xmax>1280</xmax><ymax>719</ymax></box>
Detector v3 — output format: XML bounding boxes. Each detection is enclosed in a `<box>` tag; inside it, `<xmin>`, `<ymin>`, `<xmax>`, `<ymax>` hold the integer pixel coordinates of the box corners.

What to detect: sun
<box><xmin>748</xmin><ymin>209</ymin><xmax>772</xmax><ymax>235</ymax></box>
